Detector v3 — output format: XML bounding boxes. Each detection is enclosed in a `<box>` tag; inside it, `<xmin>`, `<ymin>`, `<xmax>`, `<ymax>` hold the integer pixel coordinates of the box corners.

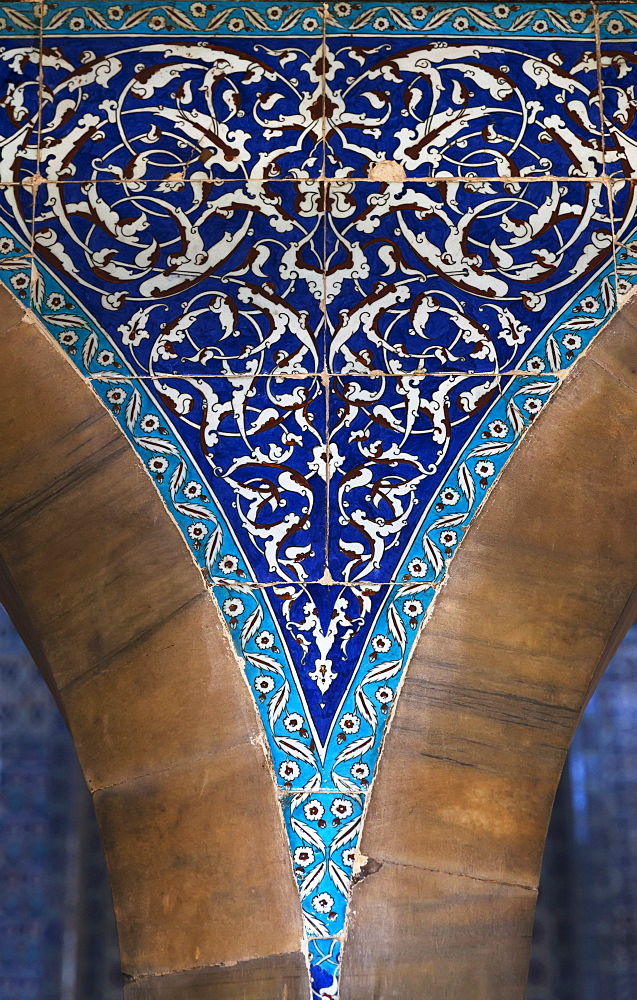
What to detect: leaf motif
<box><xmin>304</xmin><ymin>913</ymin><xmax>329</xmax><ymax>938</ymax></box>
<box><xmin>175</xmin><ymin>501</ymin><xmax>217</xmax><ymax>520</ymax></box>
<box><xmin>240</xmin><ymin>605</ymin><xmax>263</xmax><ymax>646</ymax></box>
<box><xmin>0</xmin><ymin>255</ymin><xmax>33</xmax><ymax>271</ymax></box>
<box><xmin>245</xmin><ymin>651</ymin><xmax>285</xmax><ymax>676</ymax></box>
<box><xmin>395</xmin><ymin>581</ymin><xmax>433</xmax><ymax>598</ymax></box>
<box><xmin>291</xmin><ymin>817</ymin><xmax>326</xmax><ymax>851</ymax></box>
<box><xmin>600</xmin><ymin>275</ymin><xmax>615</xmax><ymax>315</ymax></box>
<box><xmin>506</xmin><ymin>398</ymin><xmax>525</xmax><ymax>437</ymax></box>
<box><xmin>545</xmin><ymin>333</ymin><xmax>562</xmax><ymax>373</ymax></box>
<box><xmin>387</xmin><ymin>604</ymin><xmax>407</xmax><ymax>653</ymax></box>
<box><xmin>556</xmin><ymin>315</ymin><xmax>600</xmax><ymax>331</ymax></box>
<box><xmin>6</xmin><ymin>7</ymin><xmax>38</xmax><ymax>27</ymax></box>
<box><xmin>458</xmin><ymin>461</ymin><xmax>475</xmax><ymax>507</ymax></box>
<box><xmin>469</xmin><ymin>441</ymin><xmax>511</xmax><ymax>457</ymax></box>
<box><xmin>300</xmin><ymin>861</ymin><xmax>326</xmax><ymax>899</ymax></box>
<box><xmin>84</xmin><ymin>6</ymin><xmax>110</xmax><ymax>28</ymax></box>
<box><xmin>429</xmin><ymin>511</ymin><xmax>467</xmax><ymax>530</ymax></box>
<box><xmin>268</xmin><ymin>680</ymin><xmax>289</xmax><ymax>729</ymax></box>
<box><xmin>137</xmin><ymin>435</ymin><xmax>181</xmax><ymax>457</ymax></box>
<box><xmin>424</xmin><ymin>533</ymin><xmax>444</xmax><ymax>577</ymax></box>
<box><xmin>333</xmin><ymin>772</ymin><xmax>363</xmax><ymax>795</ymax></box>
<box><xmin>362</xmin><ymin>658</ymin><xmax>402</xmax><ymax>685</ymax></box>
<box><xmin>82</xmin><ymin>330</ymin><xmax>98</xmax><ymax>370</ymax></box>
<box><xmin>125</xmin><ymin>387</ymin><xmax>141</xmax><ymax>433</ymax></box>
<box><xmin>331</xmin><ymin>815</ymin><xmax>362</xmax><ymax>851</ymax></box>
<box><xmin>328</xmin><ymin>859</ymin><xmax>352</xmax><ymax>897</ymax></box>
<box><xmin>355</xmin><ymin>687</ymin><xmax>377</xmax><ymax>731</ymax></box>
<box><xmin>332</xmin><ymin>735</ymin><xmax>375</xmax><ymax>768</ymax></box>
<box><xmin>204</xmin><ymin>523</ymin><xmax>222</xmax><ymax>571</ymax></box>
<box><xmin>514</xmin><ymin>380</ymin><xmax>555</xmax><ymax>395</ymax></box>
<box><xmin>242</xmin><ymin>6</ymin><xmax>269</xmax><ymax>29</ymax></box>
<box><xmin>275</xmin><ymin>736</ymin><xmax>316</xmax><ymax>766</ymax></box>
<box><xmin>164</xmin><ymin>8</ymin><xmax>197</xmax><ymax>29</ymax></box>
<box><xmin>169</xmin><ymin>459</ymin><xmax>187</xmax><ymax>499</ymax></box>
<box><xmin>45</xmin><ymin>9</ymin><xmax>71</xmax><ymax>28</ymax></box>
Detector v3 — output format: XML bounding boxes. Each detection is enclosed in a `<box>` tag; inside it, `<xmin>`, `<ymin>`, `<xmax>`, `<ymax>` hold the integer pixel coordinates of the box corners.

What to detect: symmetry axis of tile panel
<box><xmin>1</xmin><ymin>1</ymin><xmax>637</xmax><ymax>995</ymax></box>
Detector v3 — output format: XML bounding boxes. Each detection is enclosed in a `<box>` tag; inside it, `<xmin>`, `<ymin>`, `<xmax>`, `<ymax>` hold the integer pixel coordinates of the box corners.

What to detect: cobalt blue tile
<box><xmin>324</xmin><ymin>7</ymin><xmax>601</xmax><ymax>178</ymax></box>
<box><xmin>0</xmin><ymin>7</ymin><xmax>41</xmax><ymax>186</ymax></box>
<box><xmin>40</xmin><ymin>4</ymin><xmax>326</xmax><ymax>182</ymax></box>
<box><xmin>599</xmin><ymin>26</ymin><xmax>637</xmax><ymax>177</ymax></box>
<box><xmin>309</xmin><ymin>938</ymin><xmax>341</xmax><ymax>1000</ymax></box>
<box><xmin>132</xmin><ymin>375</ymin><xmax>328</xmax><ymax>586</ymax></box>
<box><xmin>327</xmin><ymin>371</ymin><xmax>563</xmax><ymax>582</ymax></box>
<box><xmin>325</xmin><ymin>179</ymin><xmax>614</xmax><ymax>375</ymax></box>
<box><xmin>32</xmin><ymin>180</ymin><xmax>325</xmax><ymax>375</ymax></box>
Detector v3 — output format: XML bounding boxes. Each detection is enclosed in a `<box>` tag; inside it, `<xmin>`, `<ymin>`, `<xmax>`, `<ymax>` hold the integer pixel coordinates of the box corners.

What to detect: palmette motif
<box><xmin>1</xmin><ymin>9</ymin><xmax>636</xmax><ymax>995</ymax></box>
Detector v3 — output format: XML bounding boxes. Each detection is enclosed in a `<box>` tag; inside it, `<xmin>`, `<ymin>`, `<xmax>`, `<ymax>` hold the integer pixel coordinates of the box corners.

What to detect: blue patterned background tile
<box><xmin>322</xmin><ymin>24</ymin><xmax>601</xmax><ymax>178</ymax></box>
<box><xmin>0</xmin><ymin>30</ymin><xmax>41</xmax><ymax>186</ymax></box>
<box><xmin>30</xmin><ymin>180</ymin><xmax>326</xmax><ymax>375</ymax></box>
<box><xmin>598</xmin><ymin>3</ymin><xmax>637</xmax><ymax>42</ymax></box>
<box><xmin>40</xmin><ymin>12</ymin><xmax>326</xmax><ymax>181</ymax></box>
<box><xmin>326</xmin><ymin>179</ymin><xmax>614</xmax><ymax>375</ymax></box>
<box><xmin>600</xmin><ymin>36</ymin><xmax>637</xmax><ymax>177</ymax></box>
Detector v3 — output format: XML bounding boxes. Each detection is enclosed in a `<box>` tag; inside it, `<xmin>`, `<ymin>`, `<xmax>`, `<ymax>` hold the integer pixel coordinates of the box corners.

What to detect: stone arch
<box><xmin>1</xmin><ymin>284</ymin><xmax>637</xmax><ymax>1000</ymax></box>
<box><xmin>0</xmin><ymin>285</ymin><xmax>307</xmax><ymax>998</ymax></box>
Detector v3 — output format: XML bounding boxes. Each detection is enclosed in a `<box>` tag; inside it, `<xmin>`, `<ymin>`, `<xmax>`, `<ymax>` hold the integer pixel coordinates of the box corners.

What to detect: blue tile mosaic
<box><xmin>1</xmin><ymin>4</ymin><xmax>637</xmax><ymax>996</ymax></box>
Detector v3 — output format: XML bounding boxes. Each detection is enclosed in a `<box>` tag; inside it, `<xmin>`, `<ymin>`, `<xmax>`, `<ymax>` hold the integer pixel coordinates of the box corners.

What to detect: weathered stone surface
<box><xmin>0</xmin><ymin>290</ymin><xmax>303</xmax><ymax>979</ymax></box>
<box><xmin>341</xmin><ymin>862</ymin><xmax>535</xmax><ymax>1000</ymax></box>
<box><xmin>62</xmin><ymin>592</ymin><xmax>256</xmax><ymax>790</ymax></box>
<box><xmin>94</xmin><ymin>743</ymin><xmax>302</xmax><ymax>977</ymax></box>
<box><xmin>124</xmin><ymin>953</ymin><xmax>310</xmax><ymax>1000</ymax></box>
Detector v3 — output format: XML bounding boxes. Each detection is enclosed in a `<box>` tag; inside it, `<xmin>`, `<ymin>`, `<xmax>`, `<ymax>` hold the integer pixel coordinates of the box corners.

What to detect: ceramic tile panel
<box><xmin>1</xmin><ymin>4</ymin><xmax>637</xmax><ymax>999</ymax></box>
<box><xmin>40</xmin><ymin>2</ymin><xmax>326</xmax><ymax>182</ymax></box>
<box><xmin>30</xmin><ymin>179</ymin><xmax>326</xmax><ymax>375</ymax></box>
<box><xmin>325</xmin><ymin>178</ymin><xmax>614</xmax><ymax>376</ymax></box>
<box><xmin>324</xmin><ymin>2</ymin><xmax>601</xmax><ymax>179</ymax></box>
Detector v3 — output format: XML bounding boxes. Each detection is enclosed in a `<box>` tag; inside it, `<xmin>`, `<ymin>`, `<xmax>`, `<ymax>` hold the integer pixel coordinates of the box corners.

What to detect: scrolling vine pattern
<box><xmin>1</xmin><ymin>4</ymin><xmax>637</xmax><ymax>994</ymax></box>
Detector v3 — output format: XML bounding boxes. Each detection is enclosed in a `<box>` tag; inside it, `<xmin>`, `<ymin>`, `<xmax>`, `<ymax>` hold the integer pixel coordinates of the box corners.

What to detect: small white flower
<box><xmin>190</xmin><ymin>2</ymin><xmax>207</xmax><ymax>16</ymax></box>
<box><xmin>302</xmin><ymin>15</ymin><xmax>319</xmax><ymax>31</ymax></box>
<box><xmin>411</xmin><ymin>5</ymin><xmax>428</xmax><ymax>20</ymax></box>
<box><xmin>342</xmin><ymin>848</ymin><xmax>357</xmax><ymax>867</ymax></box>
<box><xmin>183</xmin><ymin>480</ymin><xmax>202</xmax><ymax>498</ymax></box>
<box><xmin>527</xmin><ymin>356</ymin><xmax>546</xmax><ymax>373</ymax></box>
<box><xmin>107</xmin><ymin>5</ymin><xmax>125</xmax><ymax>20</ymax></box>
<box><xmin>279</xmin><ymin>759</ymin><xmax>300</xmax><ymax>782</ymax></box>
<box><xmin>439</xmin><ymin>487</ymin><xmax>459</xmax><ymax>506</ymax></box>
<box><xmin>569</xmin><ymin>8</ymin><xmax>587</xmax><ymax>24</ymax></box>
<box><xmin>617</xmin><ymin>277</ymin><xmax>631</xmax><ymax>296</ymax></box>
<box><xmin>10</xmin><ymin>272</ymin><xmax>29</xmax><ymax>292</ymax></box>
<box><xmin>46</xmin><ymin>292</ymin><xmax>65</xmax><ymax>310</ymax></box>
<box><xmin>487</xmin><ymin>419</ymin><xmax>509</xmax><ymax>439</ymax></box>
<box><xmin>523</xmin><ymin>396</ymin><xmax>542</xmax><ymax>415</ymax></box>
<box><xmin>371</xmin><ymin>634</ymin><xmax>391</xmax><ymax>653</ymax></box>
<box><xmin>293</xmin><ymin>846</ymin><xmax>315</xmax><ymax>868</ymax></box>
<box><xmin>475</xmin><ymin>460</ymin><xmax>495</xmax><ymax>478</ymax></box>
<box><xmin>334</xmin><ymin>2</ymin><xmax>351</xmax><ymax>15</ymax></box>
<box><xmin>148</xmin><ymin>456</ymin><xmax>168</xmax><ymax>474</ymax></box>
<box><xmin>58</xmin><ymin>330</ymin><xmax>78</xmax><ymax>347</ymax></box>
<box><xmin>331</xmin><ymin>798</ymin><xmax>353</xmax><ymax>820</ymax></box>
<box><xmin>561</xmin><ymin>333</ymin><xmax>582</xmax><ymax>351</ymax></box>
<box><xmin>304</xmin><ymin>799</ymin><xmax>325</xmax><ymax>822</ymax></box>
<box><xmin>373</xmin><ymin>16</ymin><xmax>390</xmax><ymax>30</ymax></box>
<box><xmin>312</xmin><ymin>892</ymin><xmax>334</xmax><ymax>914</ymax></box>
<box><xmin>0</xmin><ymin>237</ymin><xmax>14</xmax><ymax>254</ymax></box>
<box><xmin>493</xmin><ymin>3</ymin><xmax>510</xmax><ymax>18</ymax></box>
<box><xmin>606</xmin><ymin>17</ymin><xmax>624</xmax><ymax>35</ymax></box>
<box><xmin>69</xmin><ymin>15</ymin><xmax>85</xmax><ymax>30</ymax></box>
<box><xmin>141</xmin><ymin>414</ymin><xmax>160</xmax><ymax>432</ymax></box>
<box><xmin>187</xmin><ymin>522</ymin><xmax>208</xmax><ymax>541</ymax></box>
<box><xmin>218</xmin><ymin>554</ymin><xmax>239</xmax><ymax>574</ymax></box>
<box><xmin>350</xmin><ymin>762</ymin><xmax>369</xmax><ymax>781</ymax></box>
<box><xmin>283</xmin><ymin>713</ymin><xmax>304</xmax><ymax>733</ymax></box>
<box><xmin>440</xmin><ymin>529</ymin><xmax>457</xmax><ymax>548</ymax></box>
<box><xmin>254</xmin><ymin>674</ymin><xmax>274</xmax><ymax>695</ymax></box>
<box><xmin>255</xmin><ymin>630</ymin><xmax>276</xmax><ymax>649</ymax></box>
<box><xmin>339</xmin><ymin>713</ymin><xmax>360</xmax><ymax>734</ymax></box>
<box><xmin>402</xmin><ymin>599</ymin><xmax>423</xmax><ymax>617</ymax></box>
<box><xmin>106</xmin><ymin>387</ymin><xmax>126</xmax><ymax>406</ymax></box>
<box><xmin>579</xmin><ymin>295</ymin><xmax>600</xmax><ymax>314</ymax></box>
<box><xmin>407</xmin><ymin>557</ymin><xmax>427</xmax><ymax>577</ymax></box>
<box><xmin>375</xmin><ymin>685</ymin><xmax>394</xmax><ymax>704</ymax></box>
<box><xmin>222</xmin><ymin>596</ymin><xmax>244</xmax><ymax>617</ymax></box>
<box><xmin>533</xmin><ymin>18</ymin><xmax>549</xmax><ymax>33</ymax></box>
<box><xmin>97</xmin><ymin>349</ymin><xmax>115</xmax><ymax>367</ymax></box>
<box><xmin>148</xmin><ymin>14</ymin><xmax>166</xmax><ymax>30</ymax></box>
<box><xmin>453</xmin><ymin>15</ymin><xmax>469</xmax><ymax>30</ymax></box>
